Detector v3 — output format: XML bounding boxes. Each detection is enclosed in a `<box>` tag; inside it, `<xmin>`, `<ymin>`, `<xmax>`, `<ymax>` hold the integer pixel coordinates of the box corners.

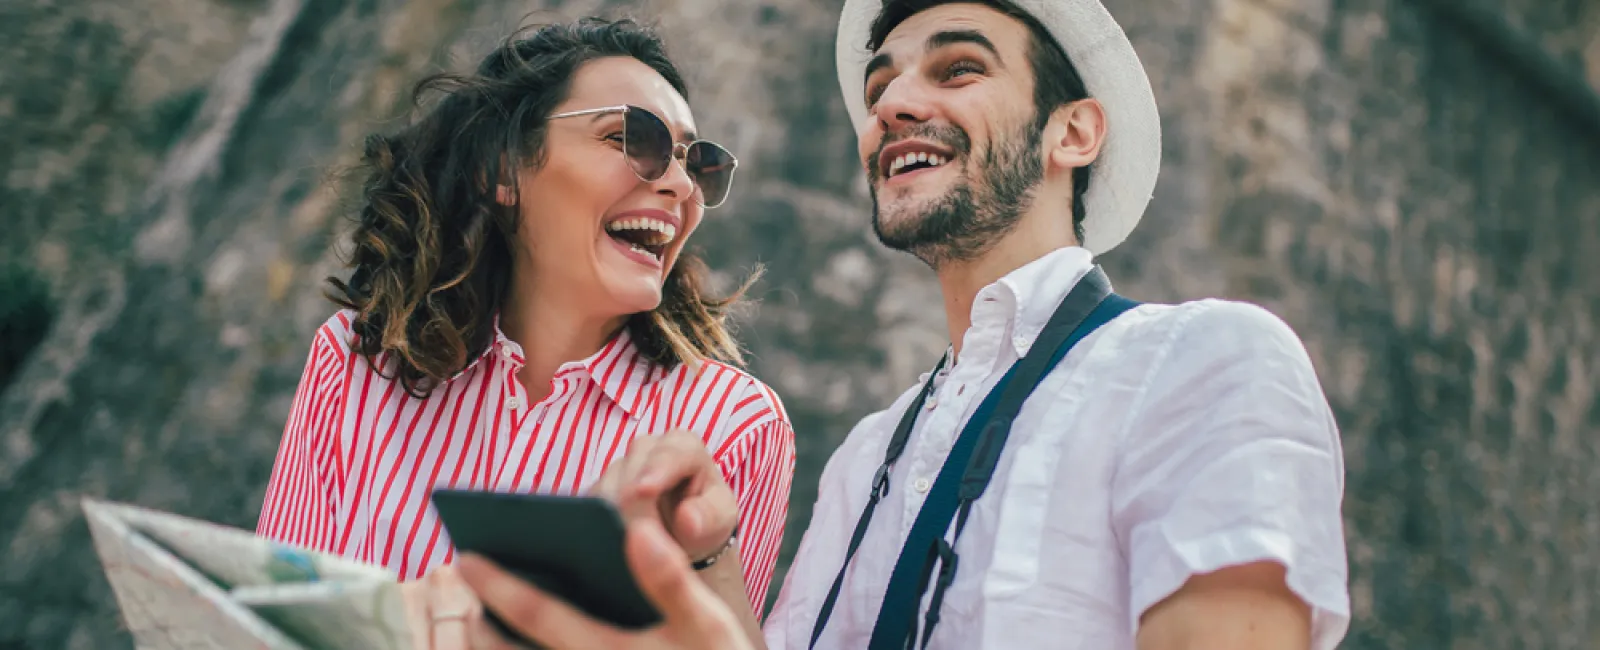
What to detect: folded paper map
<box><xmin>82</xmin><ymin>497</ymin><xmax>416</xmax><ymax>650</ymax></box>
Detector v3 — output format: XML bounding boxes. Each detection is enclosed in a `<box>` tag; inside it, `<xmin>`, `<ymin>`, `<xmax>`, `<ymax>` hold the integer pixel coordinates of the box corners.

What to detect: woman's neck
<box><xmin>498</xmin><ymin>289</ymin><xmax>628</xmax><ymax>404</ymax></box>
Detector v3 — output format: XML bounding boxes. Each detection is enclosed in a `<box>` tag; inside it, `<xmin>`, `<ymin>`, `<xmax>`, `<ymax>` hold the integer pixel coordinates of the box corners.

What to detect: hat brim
<box><xmin>835</xmin><ymin>0</ymin><xmax>1162</xmax><ymax>255</ymax></box>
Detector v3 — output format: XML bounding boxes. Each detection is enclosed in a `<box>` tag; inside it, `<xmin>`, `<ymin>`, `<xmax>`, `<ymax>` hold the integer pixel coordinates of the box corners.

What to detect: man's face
<box><xmin>859</xmin><ymin>3</ymin><xmax>1043</xmax><ymax>266</ymax></box>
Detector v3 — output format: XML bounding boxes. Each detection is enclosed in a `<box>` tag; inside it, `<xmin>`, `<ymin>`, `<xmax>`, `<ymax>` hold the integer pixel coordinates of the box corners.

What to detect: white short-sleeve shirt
<box><xmin>762</xmin><ymin>246</ymin><xmax>1350</xmax><ymax>650</ymax></box>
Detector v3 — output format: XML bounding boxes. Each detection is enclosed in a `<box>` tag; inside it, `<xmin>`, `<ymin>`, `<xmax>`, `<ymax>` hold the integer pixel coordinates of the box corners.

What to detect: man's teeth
<box><xmin>888</xmin><ymin>152</ymin><xmax>949</xmax><ymax>177</ymax></box>
<box><xmin>604</xmin><ymin>218</ymin><xmax>676</xmax><ymax>245</ymax></box>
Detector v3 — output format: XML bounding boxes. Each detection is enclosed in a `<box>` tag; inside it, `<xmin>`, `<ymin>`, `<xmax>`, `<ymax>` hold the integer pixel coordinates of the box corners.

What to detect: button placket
<box><xmin>901</xmin><ymin>453</ymin><xmax>930</xmax><ymax>532</ymax></box>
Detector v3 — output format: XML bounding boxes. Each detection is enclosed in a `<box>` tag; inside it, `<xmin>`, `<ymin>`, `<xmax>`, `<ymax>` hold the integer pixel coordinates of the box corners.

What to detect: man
<box><xmin>453</xmin><ymin>1</ymin><xmax>1351</xmax><ymax>648</ymax></box>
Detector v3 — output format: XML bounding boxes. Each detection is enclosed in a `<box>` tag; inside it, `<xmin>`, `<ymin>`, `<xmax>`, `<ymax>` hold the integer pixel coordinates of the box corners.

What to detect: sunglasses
<box><xmin>548</xmin><ymin>104</ymin><xmax>739</xmax><ymax>209</ymax></box>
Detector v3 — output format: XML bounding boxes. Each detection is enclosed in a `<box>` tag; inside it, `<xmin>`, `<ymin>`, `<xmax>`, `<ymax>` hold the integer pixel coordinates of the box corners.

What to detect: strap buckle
<box><xmin>872</xmin><ymin>463</ymin><xmax>891</xmax><ymax>498</ymax></box>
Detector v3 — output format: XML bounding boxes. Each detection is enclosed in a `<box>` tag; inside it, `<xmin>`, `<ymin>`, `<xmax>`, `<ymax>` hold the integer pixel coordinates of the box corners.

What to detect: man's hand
<box><xmin>457</xmin><ymin>517</ymin><xmax>755</xmax><ymax>650</ymax></box>
<box><xmin>1136</xmin><ymin>560</ymin><xmax>1312</xmax><ymax>650</ymax></box>
<box><xmin>588</xmin><ymin>428</ymin><xmax>738</xmax><ymax>562</ymax></box>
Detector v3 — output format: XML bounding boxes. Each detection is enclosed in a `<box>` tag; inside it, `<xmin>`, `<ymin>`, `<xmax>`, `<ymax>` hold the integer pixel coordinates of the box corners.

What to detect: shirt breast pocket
<box><xmin>983</xmin><ymin>397</ymin><xmax>1090</xmax><ymax>598</ymax></box>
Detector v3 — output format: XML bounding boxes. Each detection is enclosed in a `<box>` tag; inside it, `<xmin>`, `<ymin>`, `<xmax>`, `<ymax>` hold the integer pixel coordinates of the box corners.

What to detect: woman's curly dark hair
<box><xmin>327</xmin><ymin>17</ymin><xmax>756</xmax><ymax>398</ymax></box>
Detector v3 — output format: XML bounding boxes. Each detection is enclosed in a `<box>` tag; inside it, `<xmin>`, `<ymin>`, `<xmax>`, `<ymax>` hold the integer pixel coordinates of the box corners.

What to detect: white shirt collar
<box><xmin>968</xmin><ymin>246</ymin><xmax>1097</xmax><ymax>358</ymax></box>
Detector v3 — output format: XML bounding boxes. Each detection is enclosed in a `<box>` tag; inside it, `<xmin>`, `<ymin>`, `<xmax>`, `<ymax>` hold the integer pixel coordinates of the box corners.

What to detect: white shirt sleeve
<box><xmin>1109</xmin><ymin>300</ymin><xmax>1351</xmax><ymax>650</ymax></box>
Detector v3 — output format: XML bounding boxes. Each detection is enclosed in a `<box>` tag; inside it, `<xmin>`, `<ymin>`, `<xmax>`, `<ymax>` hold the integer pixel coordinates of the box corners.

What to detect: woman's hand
<box><xmin>588</xmin><ymin>428</ymin><xmax>739</xmax><ymax>563</ymax></box>
<box><xmin>400</xmin><ymin>564</ymin><xmax>485</xmax><ymax>650</ymax></box>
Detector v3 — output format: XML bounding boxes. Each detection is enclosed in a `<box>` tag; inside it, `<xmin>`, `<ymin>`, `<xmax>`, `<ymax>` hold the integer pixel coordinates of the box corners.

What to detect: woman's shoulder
<box><xmin>674</xmin><ymin>359</ymin><xmax>793</xmax><ymax>468</ymax></box>
<box><xmin>687</xmin><ymin>358</ymin><xmax>791</xmax><ymax>426</ymax></box>
<box><xmin>306</xmin><ymin>309</ymin><xmax>359</xmax><ymax>359</ymax></box>
<box><xmin>295</xmin><ymin>309</ymin><xmax>373</xmax><ymax>385</ymax></box>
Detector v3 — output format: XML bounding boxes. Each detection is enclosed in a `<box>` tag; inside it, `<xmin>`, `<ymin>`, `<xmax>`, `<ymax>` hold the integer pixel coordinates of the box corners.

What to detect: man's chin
<box><xmin>873</xmin><ymin>193</ymin><xmax>944</xmax><ymax>226</ymax></box>
<box><xmin>871</xmin><ymin>205</ymin><xmax>943</xmax><ymax>253</ymax></box>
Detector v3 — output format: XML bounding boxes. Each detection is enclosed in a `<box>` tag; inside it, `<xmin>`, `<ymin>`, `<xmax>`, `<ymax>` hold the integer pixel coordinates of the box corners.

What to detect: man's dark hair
<box><xmin>867</xmin><ymin>0</ymin><xmax>1093</xmax><ymax>243</ymax></box>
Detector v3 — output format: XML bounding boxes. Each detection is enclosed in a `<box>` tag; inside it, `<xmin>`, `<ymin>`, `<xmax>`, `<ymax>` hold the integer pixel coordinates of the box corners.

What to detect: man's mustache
<box><xmin>867</xmin><ymin>124</ymin><xmax>972</xmax><ymax>181</ymax></box>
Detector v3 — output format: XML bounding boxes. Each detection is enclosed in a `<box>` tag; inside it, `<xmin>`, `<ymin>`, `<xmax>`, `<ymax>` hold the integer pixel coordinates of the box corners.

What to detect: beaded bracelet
<box><xmin>691</xmin><ymin>524</ymin><xmax>739</xmax><ymax>571</ymax></box>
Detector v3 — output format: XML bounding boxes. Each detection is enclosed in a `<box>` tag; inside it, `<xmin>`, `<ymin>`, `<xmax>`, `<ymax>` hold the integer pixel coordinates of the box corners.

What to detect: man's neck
<box><xmin>499</xmin><ymin>284</ymin><xmax>627</xmax><ymax>404</ymax></box>
<box><xmin>935</xmin><ymin>228</ymin><xmax>1077</xmax><ymax>362</ymax></box>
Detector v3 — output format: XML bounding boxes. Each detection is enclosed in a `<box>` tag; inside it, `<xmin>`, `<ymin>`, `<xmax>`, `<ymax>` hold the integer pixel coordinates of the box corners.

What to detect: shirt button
<box><xmin>506</xmin><ymin>396</ymin><xmax>521</xmax><ymax>410</ymax></box>
<box><xmin>501</xmin><ymin>346</ymin><xmax>515</xmax><ymax>360</ymax></box>
<box><xmin>913</xmin><ymin>477</ymin><xmax>932</xmax><ymax>493</ymax></box>
<box><xmin>925</xmin><ymin>397</ymin><xmax>938</xmax><ymax>411</ymax></box>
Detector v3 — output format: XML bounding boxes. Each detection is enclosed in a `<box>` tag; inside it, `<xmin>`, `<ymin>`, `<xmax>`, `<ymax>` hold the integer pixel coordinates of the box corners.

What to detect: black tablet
<box><xmin>430</xmin><ymin>489</ymin><xmax>662</xmax><ymax>634</ymax></box>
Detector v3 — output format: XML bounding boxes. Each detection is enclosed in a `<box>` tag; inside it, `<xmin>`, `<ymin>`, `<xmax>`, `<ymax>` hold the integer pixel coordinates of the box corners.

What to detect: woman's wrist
<box><xmin>691</xmin><ymin>524</ymin><xmax>738</xmax><ymax>570</ymax></box>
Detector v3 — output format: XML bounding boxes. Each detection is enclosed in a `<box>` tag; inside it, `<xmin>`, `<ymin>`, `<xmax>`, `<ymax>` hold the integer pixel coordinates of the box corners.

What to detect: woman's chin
<box><xmin>596</xmin><ymin>281</ymin><xmax>665</xmax><ymax>319</ymax></box>
<box><xmin>580</xmin><ymin>241</ymin><xmax>663</xmax><ymax>308</ymax></box>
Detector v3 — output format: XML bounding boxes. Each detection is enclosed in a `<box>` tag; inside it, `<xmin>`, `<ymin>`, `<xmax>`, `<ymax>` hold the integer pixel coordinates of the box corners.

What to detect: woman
<box><xmin>254</xmin><ymin>15</ymin><xmax>795</xmax><ymax>633</ymax></box>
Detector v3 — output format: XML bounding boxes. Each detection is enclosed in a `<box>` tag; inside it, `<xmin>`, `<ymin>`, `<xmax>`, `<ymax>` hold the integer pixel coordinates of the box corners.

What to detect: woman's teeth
<box><xmin>605</xmin><ymin>217</ymin><xmax>674</xmax><ymax>263</ymax></box>
<box><xmin>889</xmin><ymin>152</ymin><xmax>949</xmax><ymax>177</ymax></box>
<box><xmin>605</xmin><ymin>218</ymin><xmax>676</xmax><ymax>245</ymax></box>
<box><xmin>628</xmin><ymin>243</ymin><xmax>660</xmax><ymax>262</ymax></box>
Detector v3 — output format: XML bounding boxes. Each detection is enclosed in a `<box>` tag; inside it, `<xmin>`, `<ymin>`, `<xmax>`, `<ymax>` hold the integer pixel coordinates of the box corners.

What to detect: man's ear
<box><xmin>1043</xmin><ymin>98</ymin><xmax>1107</xmax><ymax>174</ymax></box>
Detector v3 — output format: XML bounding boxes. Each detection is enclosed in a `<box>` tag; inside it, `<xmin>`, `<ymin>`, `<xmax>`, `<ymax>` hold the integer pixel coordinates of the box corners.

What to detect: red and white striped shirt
<box><xmin>256</xmin><ymin>310</ymin><xmax>796</xmax><ymax>609</ymax></box>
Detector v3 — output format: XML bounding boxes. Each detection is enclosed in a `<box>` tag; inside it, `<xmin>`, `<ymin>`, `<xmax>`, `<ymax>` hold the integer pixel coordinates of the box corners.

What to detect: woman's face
<box><xmin>507</xmin><ymin>56</ymin><xmax>706</xmax><ymax>319</ymax></box>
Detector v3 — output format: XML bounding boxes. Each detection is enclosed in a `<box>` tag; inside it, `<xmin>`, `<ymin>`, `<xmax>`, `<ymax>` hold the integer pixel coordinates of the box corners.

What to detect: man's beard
<box><xmin>868</xmin><ymin>121</ymin><xmax>1044</xmax><ymax>268</ymax></box>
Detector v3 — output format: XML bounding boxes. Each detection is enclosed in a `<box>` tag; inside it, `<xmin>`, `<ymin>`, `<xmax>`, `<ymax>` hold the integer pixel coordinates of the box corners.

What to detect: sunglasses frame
<box><xmin>548</xmin><ymin>104</ymin><xmax>740</xmax><ymax>209</ymax></box>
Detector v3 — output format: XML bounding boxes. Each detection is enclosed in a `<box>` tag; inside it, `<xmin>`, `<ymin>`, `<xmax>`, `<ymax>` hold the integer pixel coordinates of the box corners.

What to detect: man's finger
<box><xmin>624</xmin><ymin>518</ymin><xmax>742</xmax><ymax>640</ymax></box>
<box><xmin>456</xmin><ymin>553</ymin><xmax>630</xmax><ymax>650</ymax></box>
<box><xmin>426</xmin><ymin>565</ymin><xmax>479</xmax><ymax>650</ymax></box>
<box><xmin>466</xmin><ymin>617</ymin><xmax>524</xmax><ymax>650</ymax></box>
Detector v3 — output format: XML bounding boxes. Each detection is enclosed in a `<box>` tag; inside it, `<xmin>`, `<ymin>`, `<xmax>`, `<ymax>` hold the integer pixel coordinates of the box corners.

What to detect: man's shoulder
<box><xmin>816</xmin><ymin>379</ymin><xmax>929</xmax><ymax>475</ymax></box>
<box><xmin>1122</xmin><ymin>297</ymin><xmax>1313</xmax><ymax>364</ymax></box>
<box><xmin>849</xmin><ymin>377</ymin><xmax>931</xmax><ymax>435</ymax></box>
<box><xmin>1121</xmin><ymin>298</ymin><xmax>1333</xmax><ymax>433</ymax></box>
<box><xmin>1126</xmin><ymin>295</ymin><xmax>1297</xmax><ymax>333</ymax></box>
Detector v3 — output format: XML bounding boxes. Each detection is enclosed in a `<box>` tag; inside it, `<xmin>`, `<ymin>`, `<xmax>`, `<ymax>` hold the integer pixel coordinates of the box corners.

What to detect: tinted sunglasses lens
<box><xmin>685</xmin><ymin>142</ymin><xmax>736</xmax><ymax>207</ymax></box>
<box><xmin>623</xmin><ymin>108</ymin><xmax>672</xmax><ymax>181</ymax></box>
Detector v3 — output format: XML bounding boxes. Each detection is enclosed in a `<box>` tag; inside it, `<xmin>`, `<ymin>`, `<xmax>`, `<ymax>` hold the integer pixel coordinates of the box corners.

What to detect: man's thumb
<box><xmin>627</xmin><ymin>518</ymin><xmax>743</xmax><ymax>646</ymax></box>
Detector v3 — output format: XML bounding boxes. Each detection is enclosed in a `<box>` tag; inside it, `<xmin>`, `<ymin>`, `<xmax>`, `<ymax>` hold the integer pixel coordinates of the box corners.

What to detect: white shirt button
<box><xmin>506</xmin><ymin>396</ymin><xmax>521</xmax><ymax>410</ymax></box>
<box><xmin>501</xmin><ymin>346</ymin><xmax>515</xmax><ymax>360</ymax></box>
<box><xmin>913</xmin><ymin>477</ymin><xmax>932</xmax><ymax>493</ymax></box>
<box><xmin>925</xmin><ymin>397</ymin><xmax>938</xmax><ymax>411</ymax></box>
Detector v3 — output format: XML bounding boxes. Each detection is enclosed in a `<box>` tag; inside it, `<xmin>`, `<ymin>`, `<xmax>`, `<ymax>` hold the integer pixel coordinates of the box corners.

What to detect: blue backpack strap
<box><xmin>866</xmin><ymin>281</ymin><xmax>1141</xmax><ymax>650</ymax></box>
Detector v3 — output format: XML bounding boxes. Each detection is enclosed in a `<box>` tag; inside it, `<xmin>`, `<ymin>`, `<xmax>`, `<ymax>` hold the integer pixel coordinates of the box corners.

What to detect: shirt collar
<box><xmin>972</xmin><ymin>246</ymin><xmax>1098</xmax><ymax>358</ymax></box>
<box><xmin>575</xmin><ymin>327</ymin><xmax>669</xmax><ymax>418</ymax></box>
<box><xmin>459</xmin><ymin>316</ymin><xmax>667</xmax><ymax>418</ymax></box>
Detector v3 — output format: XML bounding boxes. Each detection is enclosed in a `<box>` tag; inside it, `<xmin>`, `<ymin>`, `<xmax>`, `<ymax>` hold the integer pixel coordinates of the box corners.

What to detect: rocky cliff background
<box><xmin>2</xmin><ymin>0</ymin><xmax>1597</xmax><ymax>648</ymax></box>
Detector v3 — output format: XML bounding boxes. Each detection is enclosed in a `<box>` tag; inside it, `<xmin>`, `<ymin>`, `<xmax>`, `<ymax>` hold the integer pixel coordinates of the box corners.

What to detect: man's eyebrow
<box><xmin>864</xmin><ymin>28</ymin><xmax>1003</xmax><ymax>89</ymax></box>
<box><xmin>864</xmin><ymin>52</ymin><xmax>895</xmax><ymax>88</ymax></box>
<box><xmin>926</xmin><ymin>29</ymin><xmax>1001</xmax><ymax>60</ymax></box>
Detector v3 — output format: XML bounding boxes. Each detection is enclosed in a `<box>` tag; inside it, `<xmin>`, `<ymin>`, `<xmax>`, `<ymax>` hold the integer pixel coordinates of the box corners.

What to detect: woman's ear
<box><xmin>490</xmin><ymin>154</ymin><xmax>519</xmax><ymax>206</ymax></box>
<box><xmin>495</xmin><ymin>183</ymin><xmax>517</xmax><ymax>206</ymax></box>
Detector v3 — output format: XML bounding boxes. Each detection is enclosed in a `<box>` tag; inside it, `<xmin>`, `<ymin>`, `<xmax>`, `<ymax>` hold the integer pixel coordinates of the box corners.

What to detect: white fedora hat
<box><xmin>835</xmin><ymin>0</ymin><xmax>1162</xmax><ymax>255</ymax></box>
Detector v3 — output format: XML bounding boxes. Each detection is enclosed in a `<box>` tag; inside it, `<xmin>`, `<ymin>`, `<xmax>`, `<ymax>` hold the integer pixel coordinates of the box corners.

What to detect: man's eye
<box><xmin>604</xmin><ymin>132</ymin><xmax>625</xmax><ymax>144</ymax></box>
<box><xmin>945</xmin><ymin>61</ymin><xmax>985</xmax><ymax>79</ymax></box>
<box><xmin>864</xmin><ymin>83</ymin><xmax>885</xmax><ymax>108</ymax></box>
